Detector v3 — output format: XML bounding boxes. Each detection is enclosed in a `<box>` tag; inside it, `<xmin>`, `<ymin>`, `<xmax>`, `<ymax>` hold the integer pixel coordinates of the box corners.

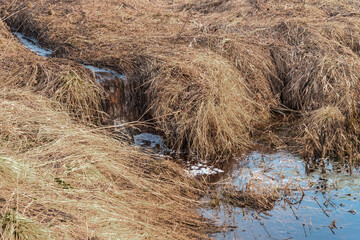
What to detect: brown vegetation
<box><xmin>208</xmin><ymin>167</ymin><xmax>303</xmax><ymax>212</ymax></box>
<box><xmin>2</xmin><ymin>0</ymin><xmax>359</xmax><ymax>161</ymax></box>
<box><xmin>0</xmin><ymin>0</ymin><xmax>274</xmax><ymax>159</ymax></box>
<box><xmin>0</xmin><ymin>87</ymin><xmax>212</xmax><ymax>239</ymax></box>
<box><xmin>0</xmin><ymin>13</ymin><xmax>212</xmax><ymax>239</ymax></box>
<box><xmin>1</xmin><ymin>0</ymin><xmax>360</xmax><ymax>238</ymax></box>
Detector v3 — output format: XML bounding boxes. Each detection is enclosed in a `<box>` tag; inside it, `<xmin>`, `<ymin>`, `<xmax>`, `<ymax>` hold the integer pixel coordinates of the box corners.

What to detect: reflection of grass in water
<box><xmin>205</xmin><ymin>152</ymin><xmax>360</xmax><ymax>239</ymax></box>
<box><xmin>208</xmin><ymin>167</ymin><xmax>305</xmax><ymax>212</ymax></box>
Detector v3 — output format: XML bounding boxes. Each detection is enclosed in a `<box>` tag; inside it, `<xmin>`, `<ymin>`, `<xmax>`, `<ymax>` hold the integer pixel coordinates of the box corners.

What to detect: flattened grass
<box><xmin>0</xmin><ymin>87</ymin><xmax>212</xmax><ymax>239</ymax></box>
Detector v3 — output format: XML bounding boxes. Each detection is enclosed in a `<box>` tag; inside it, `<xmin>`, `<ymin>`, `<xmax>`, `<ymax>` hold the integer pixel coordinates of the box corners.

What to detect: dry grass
<box><xmin>146</xmin><ymin>49</ymin><xmax>261</xmax><ymax>159</ymax></box>
<box><xmin>208</xmin><ymin>167</ymin><xmax>303</xmax><ymax>212</ymax></box>
<box><xmin>221</xmin><ymin>180</ymin><xmax>278</xmax><ymax>211</ymax></box>
<box><xmin>1</xmin><ymin>12</ymin><xmax>215</xmax><ymax>239</ymax></box>
<box><xmin>182</xmin><ymin>0</ymin><xmax>360</xmax><ymax>161</ymax></box>
<box><xmin>1</xmin><ymin>0</ymin><xmax>360</xmax><ymax>238</ymax></box>
<box><xmin>2</xmin><ymin>0</ymin><xmax>360</xmax><ymax>162</ymax></box>
<box><xmin>0</xmin><ymin>87</ymin><xmax>212</xmax><ymax>239</ymax></box>
<box><xmin>300</xmin><ymin>106</ymin><xmax>360</xmax><ymax>161</ymax></box>
<box><xmin>0</xmin><ymin>0</ymin><xmax>274</xmax><ymax>160</ymax></box>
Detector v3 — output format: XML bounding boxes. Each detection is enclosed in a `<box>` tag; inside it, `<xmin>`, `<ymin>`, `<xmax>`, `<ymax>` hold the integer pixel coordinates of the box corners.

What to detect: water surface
<box><xmin>201</xmin><ymin>152</ymin><xmax>360</xmax><ymax>239</ymax></box>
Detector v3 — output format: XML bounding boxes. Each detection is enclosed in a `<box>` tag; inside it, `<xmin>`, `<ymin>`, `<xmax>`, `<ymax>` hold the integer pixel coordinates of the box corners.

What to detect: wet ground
<box><xmin>200</xmin><ymin>151</ymin><xmax>360</xmax><ymax>240</ymax></box>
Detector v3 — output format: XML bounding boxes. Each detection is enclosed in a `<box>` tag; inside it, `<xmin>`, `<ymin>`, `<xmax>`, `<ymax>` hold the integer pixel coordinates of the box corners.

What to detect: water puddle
<box><xmin>132</xmin><ymin>133</ymin><xmax>224</xmax><ymax>175</ymax></box>
<box><xmin>133</xmin><ymin>133</ymin><xmax>170</xmax><ymax>153</ymax></box>
<box><xmin>201</xmin><ymin>151</ymin><xmax>360</xmax><ymax>239</ymax></box>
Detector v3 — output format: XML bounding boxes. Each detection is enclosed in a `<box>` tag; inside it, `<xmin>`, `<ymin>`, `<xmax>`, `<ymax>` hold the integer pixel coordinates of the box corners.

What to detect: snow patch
<box><xmin>185</xmin><ymin>162</ymin><xmax>224</xmax><ymax>177</ymax></box>
<box><xmin>84</xmin><ymin>65</ymin><xmax>126</xmax><ymax>80</ymax></box>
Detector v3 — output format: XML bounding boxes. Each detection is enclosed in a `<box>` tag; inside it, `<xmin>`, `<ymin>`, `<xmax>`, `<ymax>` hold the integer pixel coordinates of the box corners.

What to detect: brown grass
<box><xmin>0</xmin><ymin>0</ymin><xmax>274</xmax><ymax>160</ymax></box>
<box><xmin>300</xmin><ymin>106</ymin><xmax>360</xmax><ymax>161</ymax></box>
<box><xmin>2</xmin><ymin>0</ymin><xmax>360</xmax><ymax>162</ymax></box>
<box><xmin>0</xmin><ymin>19</ymin><xmax>105</xmax><ymax>123</ymax></box>
<box><xmin>146</xmin><ymin>48</ymin><xmax>261</xmax><ymax>159</ymax></box>
<box><xmin>0</xmin><ymin>87</ymin><xmax>212</xmax><ymax>239</ymax></box>
<box><xmin>208</xmin><ymin>167</ymin><xmax>303</xmax><ymax>212</ymax></box>
<box><xmin>1</xmin><ymin>12</ymin><xmax>215</xmax><ymax>239</ymax></box>
<box><xmin>1</xmin><ymin>0</ymin><xmax>360</xmax><ymax>238</ymax></box>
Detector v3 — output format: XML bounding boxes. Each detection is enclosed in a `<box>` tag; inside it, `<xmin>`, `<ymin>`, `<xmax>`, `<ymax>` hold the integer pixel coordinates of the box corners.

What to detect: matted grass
<box><xmin>146</xmin><ymin>48</ymin><xmax>261</xmax><ymax>159</ymax></box>
<box><xmin>1</xmin><ymin>0</ymin><xmax>360</xmax><ymax>238</ymax></box>
<box><xmin>0</xmin><ymin>87</ymin><xmax>212</xmax><ymax>239</ymax></box>
<box><xmin>2</xmin><ymin>0</ymin><xmax>360</xmax><ymax>162</ymax></box>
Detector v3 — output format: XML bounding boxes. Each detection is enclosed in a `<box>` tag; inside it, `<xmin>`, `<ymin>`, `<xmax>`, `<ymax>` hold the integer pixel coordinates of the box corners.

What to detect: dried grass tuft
<box><xmin>147</xmin><ymin>49</ymin><xmax>259</xmax><ymax>159</ymax></box>
<box><xmin>300</xmin><ymin>106</ymin><xmax>360</xmax><ymax>161</ymax></box>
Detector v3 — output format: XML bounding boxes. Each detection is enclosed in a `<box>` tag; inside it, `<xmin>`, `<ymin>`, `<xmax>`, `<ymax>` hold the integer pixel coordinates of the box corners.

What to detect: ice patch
<box><xmin>84</xmin><ymin>65</ymin><xmax>126</xmax><ymax>80</ymax></box>
<box><xmin>13</xmin><ymin>32</ymin><xmax>126</xmax><ymax>81</ymax></box>
<box><xmin>14</xmin><ymin>32</ymin><xmax>53</xmax><ymax>57</ymax></box>
<box><xmin>133</xmin><ymin>133</ymin><xmax>170</xmax><ymax>153</ymax></box>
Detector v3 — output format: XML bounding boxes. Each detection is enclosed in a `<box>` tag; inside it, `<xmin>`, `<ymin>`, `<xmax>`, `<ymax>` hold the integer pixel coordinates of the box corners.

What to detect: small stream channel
<box><xmin>13</xmin><ymin>31</ymin><xmax>359</xmax><ymax>240</ymax></box>
<box><xmin>12</xmin><ymin>31</ymin><xmax>225</xmax><ymax>175</ymax></box>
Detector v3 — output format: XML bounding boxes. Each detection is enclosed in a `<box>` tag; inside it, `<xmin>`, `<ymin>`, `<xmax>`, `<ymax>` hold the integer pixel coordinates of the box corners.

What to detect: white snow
<box><xmin>185</xmin><ymin>162</ymin><xmax>224</xmax><ymax>177</ymax></box>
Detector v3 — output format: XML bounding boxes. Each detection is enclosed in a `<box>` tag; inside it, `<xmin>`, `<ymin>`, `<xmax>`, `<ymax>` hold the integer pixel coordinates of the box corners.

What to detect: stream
<box><xmin>13</xmin><ymin>31</ymin><xmax>359</xmax><ymax>240</ymax></box>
